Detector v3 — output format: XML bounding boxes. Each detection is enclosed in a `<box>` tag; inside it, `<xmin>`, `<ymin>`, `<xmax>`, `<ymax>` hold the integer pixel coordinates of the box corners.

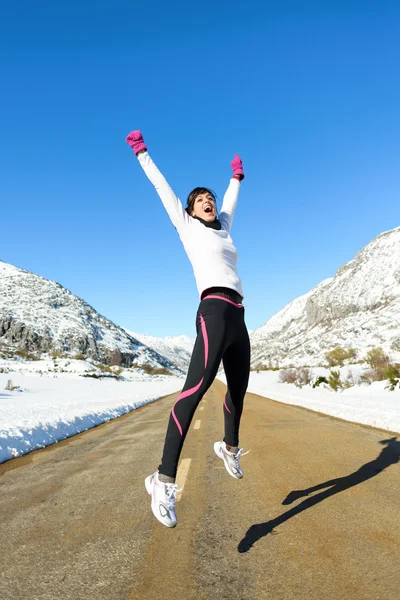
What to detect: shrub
<box><xmin>360</xmin><ymin>370</ymin><xmax>375</xmax><ymax>385</ymax></box>
<box><xmin>325</xmin><ymin>347</ymin><xmax>357</xmax><ymax>367</ymax></box>
<box><xmin>313</xmin><ymin>375</ymin><xmax>328</xmax><ymax>388</ymax></box>
<box><xmin>82</xmin><ymin>373</ymin><xmax>102</xmax><ymax>379</ymax></box>
<box><xmin>364</xmin><ymin>347</ymin><xmax>389</xmax><ymax>372</ymax></box>
<box><xmin>361</xmin><ymin>352</ymin><xmax>398</xmax><ymax>384</ymax></box>
<box><xmin>253</xmin><ymin>364</ymin><xmax>280</xmax><ymax>372</ymax></box>
<box><xmin>96</xmin><ymin>364</ymin><xmax>113</xmax><ymax>374</ymax></box>
<box><xmin>139</xmin><ymin>363</ymin><xmax>172</xmax><ymax>376</ymax></box>
<box><xmin>385</xmin><ymin>376</ymin><xmax>400</xmax><ymax>391</ymax></box>
<box><xmin>279</xmin><ymin>368</ymin><xmax>298</xmax><ymax>384</ymax></box>
<box><xmin>74</xmin><ymin>353</ymin><xmax>85</xmax><ymax>360</ymax></box>
<box><xmin>15</xmin><ymin>349</ymin><xmax>40</xmax><ymax>361</ymax></box>
<box><xmin>82</xmin><ymin>364</ymin><xmax>123</xmax><ymax>380</ymax></box>
<box><xmin>296</xmin><ymin>367</ymin><xmax>312</xmax><ymax>388</ymax></box>
<box><xmin>382</xmin><ymin>363</ymin><xmax>400</xmax><ymax>380</ymax></box>
<box><xmin>383</xmin><ymin>363</ymin><xmax>400</xmax><ymax>391</ymax></box>
<box><xmin>342</xmin><ymin>369</ymin><xmax>357</xmax><ymax>389</ymax></box>
<box><xmin>360</xmin><ymin>348</ymin><xmax>396</xmax><ymax>383</ymax></box>
<box><xmin>5</xmin><ymin>379</ymin><xmax>20</xmax><ymax>391</ymax></box>
<box><xmin>328</xmin><ymin>369</ymin><xmax>342</xmax><ymax>391</ymax></box>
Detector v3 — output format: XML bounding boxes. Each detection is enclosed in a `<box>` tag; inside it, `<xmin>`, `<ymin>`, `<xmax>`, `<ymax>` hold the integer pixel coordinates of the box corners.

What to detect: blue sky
<box><xmin>1</xmin><ymin>1</ymin><xmax>399</xmax><ymax>338</ymax></box>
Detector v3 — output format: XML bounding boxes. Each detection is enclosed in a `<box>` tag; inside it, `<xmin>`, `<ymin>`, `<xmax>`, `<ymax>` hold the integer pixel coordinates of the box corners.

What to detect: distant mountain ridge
<box><xmin>250</xmin><ymin>226</ymin><xmax>400</xmax><ymax>367</ymax></box>
<box><xmin>0</xmin><ymin>260</ymin><xmax>176</xmax><ymax>370</ymax></box>
<box><xmin>125</xmin><ymin>330</ymin><xmax>194</xmax><ymax>373</ymax></box>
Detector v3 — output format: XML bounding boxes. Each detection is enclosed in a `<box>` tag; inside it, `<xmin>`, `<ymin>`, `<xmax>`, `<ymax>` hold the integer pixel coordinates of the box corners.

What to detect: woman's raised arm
<box><xmin>126</xmin><ymin>130</ymin><xmax>191</xmax><ymax>231</ymax></box>
<box><xmin>219</xmin><ymin>154</ymin><xmax>244</xmax><ymax>232</ymax></box>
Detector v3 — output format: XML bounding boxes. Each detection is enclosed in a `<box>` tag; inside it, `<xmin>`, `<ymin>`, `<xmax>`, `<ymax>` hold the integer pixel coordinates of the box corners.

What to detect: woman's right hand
<box><xmin>231</xmin><ymin>154</ymin><xmax>245</xmax><ymax>180</ymax></box>
<box><xmin>126</xmin><ymin>130</ymin><xmax>147</xmax><ymax>155</ymax></box>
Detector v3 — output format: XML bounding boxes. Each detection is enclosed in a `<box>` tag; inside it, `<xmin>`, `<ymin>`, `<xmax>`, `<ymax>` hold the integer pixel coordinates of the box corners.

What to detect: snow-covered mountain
<box><xmin>125</xmin><ymin>330</ymin><xmax>194</xmax><ymax>373</ymax></box>
<box><xmin>251</xmin><ymin>226</ymin><xmax>400</xmax><ymax>367</ymax></box>
<box><xmin>0</xmin><ymin>260</ymin><xmax>176</xmax><ymax>370</ymax></box>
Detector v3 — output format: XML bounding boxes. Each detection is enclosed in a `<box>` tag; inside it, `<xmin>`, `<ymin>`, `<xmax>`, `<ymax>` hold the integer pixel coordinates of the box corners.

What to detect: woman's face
<box><xmin>191</xmin><ymin>192</ymin><xmax>216</xmax><ymax>222</ymax></box>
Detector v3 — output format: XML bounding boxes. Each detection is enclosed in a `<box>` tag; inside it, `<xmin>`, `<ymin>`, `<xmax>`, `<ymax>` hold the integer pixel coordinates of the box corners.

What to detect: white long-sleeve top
<box><xmin>137</xmin><ymin>152</ymin><xmax>243</xmax><ymax>298</ymax></box>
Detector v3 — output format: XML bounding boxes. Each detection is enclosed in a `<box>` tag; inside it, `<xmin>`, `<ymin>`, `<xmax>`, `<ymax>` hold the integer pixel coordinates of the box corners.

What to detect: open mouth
<box><xmin>204</xmin><ymin>205</ymin><xmax>213</xmax><ymax>214</ymax></box>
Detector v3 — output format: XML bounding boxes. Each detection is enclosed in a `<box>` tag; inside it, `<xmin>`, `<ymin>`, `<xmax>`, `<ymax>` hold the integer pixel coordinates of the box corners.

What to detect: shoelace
<box><xmin>164</xmin><ymin>483</ymin><xmax>183</xmax><ymax>509</ymax></box>
<box><xmin>234</xmin><ymin>448</ymin><xmax>250</xmax><ymax>468</ymax></box>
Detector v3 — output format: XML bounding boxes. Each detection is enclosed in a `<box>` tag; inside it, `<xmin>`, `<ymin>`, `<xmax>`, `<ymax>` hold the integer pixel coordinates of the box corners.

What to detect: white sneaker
<box><xmin>214</xmin><ymin>441</ymin><xmax>249</xmax><ymax>479</ymax></box>
<box><xmin>145</xmin><ymin>471</ymin><xmax>178</xmax><ymax>528</ymax></box>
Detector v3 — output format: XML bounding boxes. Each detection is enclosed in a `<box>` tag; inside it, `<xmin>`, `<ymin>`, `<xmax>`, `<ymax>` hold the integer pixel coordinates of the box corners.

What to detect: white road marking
<box><xmin>194</xmin><ymin>420</ymin><xmax>201</xmax><ymax>430</ymax></box>
<box><xmin>176</xmin><ymin>458</ymin><xmax>191</xmax><ymax>502</ymax></box>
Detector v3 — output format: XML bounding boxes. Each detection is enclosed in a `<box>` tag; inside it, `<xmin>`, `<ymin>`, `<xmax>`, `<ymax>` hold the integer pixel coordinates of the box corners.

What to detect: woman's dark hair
<box><xmin>185</xmin><ymin>187</ymin><xmax>217</xmax><ymax>215</ymax></box>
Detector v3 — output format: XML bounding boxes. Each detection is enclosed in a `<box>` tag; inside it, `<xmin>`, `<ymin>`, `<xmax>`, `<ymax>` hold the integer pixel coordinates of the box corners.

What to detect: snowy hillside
<box><xmin>0</xmin><ymin>260</ymin><xmax>175</xmax><ymax>370</ymax></box>
<box><xmin>125</xmin><ymin>330</ymin><xmax>194</xmax><ymax>373</ymax></box>
<box><xmin>251</xmin><ymin>227</ymin><xmax>400</xmax><ymax>367</ymax></box>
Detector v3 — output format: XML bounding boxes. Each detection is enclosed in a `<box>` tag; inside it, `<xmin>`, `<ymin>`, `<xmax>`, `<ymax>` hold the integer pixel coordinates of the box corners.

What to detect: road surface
<box><xmin>1</xmin><ymin>380</ymin><xmax>399</xmax><ymax>599</ymax></box>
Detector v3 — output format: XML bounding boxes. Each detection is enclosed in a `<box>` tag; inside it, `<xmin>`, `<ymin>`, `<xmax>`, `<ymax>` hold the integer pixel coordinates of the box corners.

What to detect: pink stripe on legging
<box><xmin>172</xmin><ymin>378</ymin><xmax>204</xmax><ymax>435</ymax></box>
<box><xmin>171</xmin><ymin>313</ymin><xmax>209</xmax><ymax>436</ymax></box>
<box><xmin>202</xmin><ymin>294</ymin><xmax>243</xmax><ymax>308</ymax></box>
<box><xmin>224</xmin><ymin>396</ymin><xmax>232</xmax><ymax>415</ymax></box>
<box><xmin>200</xmin><ymin>314</ymin><xmax>208</xmax><ymax>368</ymax></box>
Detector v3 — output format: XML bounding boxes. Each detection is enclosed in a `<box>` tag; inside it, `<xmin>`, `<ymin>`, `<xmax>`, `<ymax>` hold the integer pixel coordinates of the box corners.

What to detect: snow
<box><xmin>0</xmin><ymin>360</ymin><xmax>184</xmax><ymax>464</ymax></box>
<box><xmin>2</xmin><ymin>354</ymin><xmax>399</xmax><ymax>466</ymax></box>
<box><xmin>233</xmin><ymin>367</ymin><xmax>400</xmax><ymax>434</ymax></box>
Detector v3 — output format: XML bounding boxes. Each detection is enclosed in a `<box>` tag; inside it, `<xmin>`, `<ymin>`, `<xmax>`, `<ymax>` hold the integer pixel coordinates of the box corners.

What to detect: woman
<box><xmin>126</xmin><ymin>130</ymin><xmax>250</xmax><ymax>528</ymax></box>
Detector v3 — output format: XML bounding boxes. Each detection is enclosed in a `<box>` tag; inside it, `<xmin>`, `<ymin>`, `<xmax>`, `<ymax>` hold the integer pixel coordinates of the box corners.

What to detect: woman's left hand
<box><xmin>126</xmin><ymin>130</ymin><xmax>147</xmax><ymax>155</ymax></box>
<box><xmin>231</xmin><ymin>154</ymin><xmax>245</xmax><ymax>181</ymax></box>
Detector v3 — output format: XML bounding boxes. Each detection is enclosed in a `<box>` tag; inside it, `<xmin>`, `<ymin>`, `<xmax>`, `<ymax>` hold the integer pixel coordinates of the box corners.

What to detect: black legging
<box><xmin>158</xmin><ymin>294</ymin><xmax>251</xmax><ymax>478</ymax></box>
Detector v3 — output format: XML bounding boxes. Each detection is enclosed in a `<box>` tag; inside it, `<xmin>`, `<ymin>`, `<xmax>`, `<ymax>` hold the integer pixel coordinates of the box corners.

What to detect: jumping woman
<box><xmin>126</xmin><ymin>130</ymin><xmax>251</xmax><ymax>527</ymax></box>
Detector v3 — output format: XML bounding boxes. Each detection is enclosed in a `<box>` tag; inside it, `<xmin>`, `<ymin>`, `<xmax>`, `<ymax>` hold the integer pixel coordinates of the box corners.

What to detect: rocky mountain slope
<box><xmin>0</xmin><ymin>261</ymin><xmax>176</xmax><ymax>370</ymax></box>
<box><xmin>250</xmin><ymin>227</ymin><xmax>400</xmax><ymax>368</ymax></box>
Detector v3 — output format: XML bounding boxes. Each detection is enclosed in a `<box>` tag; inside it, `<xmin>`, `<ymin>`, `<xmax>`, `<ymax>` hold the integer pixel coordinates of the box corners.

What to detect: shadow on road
<box><xmin>238</xmin><ymin>437</ymin><xmax>400</xmax><ymax>553</ymax></box>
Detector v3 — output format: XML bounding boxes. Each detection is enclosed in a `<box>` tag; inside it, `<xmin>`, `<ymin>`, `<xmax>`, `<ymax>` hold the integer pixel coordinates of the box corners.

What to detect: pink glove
<box><xmin>231</xmin><ymin>154</ymin><xmax>244</xmax><ymax>180</ymax></box>
<box><xmin>126</xmin><ymin>130</ymin><xmax>147</xmax><ymax>155</ymax></box>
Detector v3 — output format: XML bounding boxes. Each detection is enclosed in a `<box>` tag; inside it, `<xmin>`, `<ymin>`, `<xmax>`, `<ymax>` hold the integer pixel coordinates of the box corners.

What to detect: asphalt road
<box><xmin>1</xmin><ymin>380</ymin><xmax>399</xmax><ymax>600</ymax></box>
